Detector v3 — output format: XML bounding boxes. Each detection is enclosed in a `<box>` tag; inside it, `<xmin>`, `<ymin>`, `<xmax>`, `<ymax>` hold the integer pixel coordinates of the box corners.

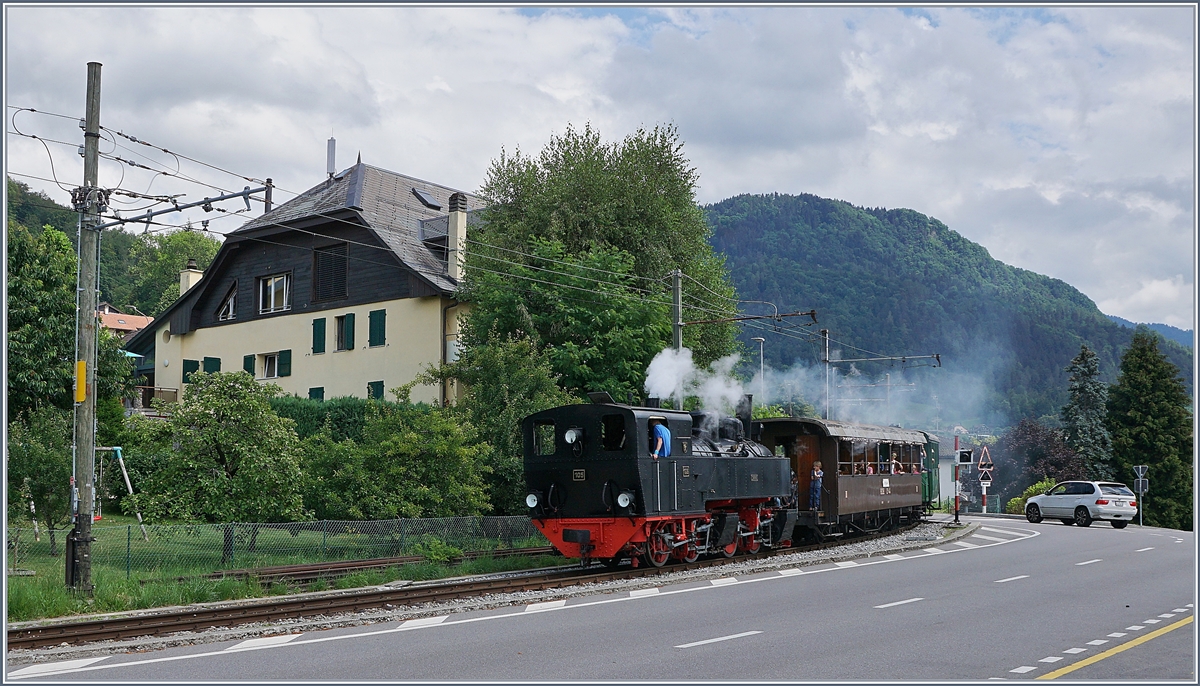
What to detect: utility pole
<box><xmin>671</xmin><ymin>269</ymin><xmax>683</xmax><ymax>410</ymax></box>
<box><xmin>69</xmin><ymin>61</ymin><xmax>103</xmax><ymax>593</ymax></box>
<box><xmin>820</xmin><ymin>329</ymin><xmax>830</xmax><ymax>420</ymax></box>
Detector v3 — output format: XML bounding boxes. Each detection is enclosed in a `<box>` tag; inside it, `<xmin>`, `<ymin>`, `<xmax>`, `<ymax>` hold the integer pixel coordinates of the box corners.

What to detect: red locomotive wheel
<box><xmin>681</xmin><ymin>543</ymin><xmax>700</xmax><ymax>564</ymax></box>
<box><xmin>743</xmin><ymin>535</ymin><xmax>761</xmax><ymax>555</ymax></box>
<box><xmin>643</xmin><ymin>523</ymin><xmax>671</xmax><ymax>568</ymax></box>
<box><xmin>721</xmin><ymin>539</ymin><xmax>738</xmax><ymax>558</ymax></box>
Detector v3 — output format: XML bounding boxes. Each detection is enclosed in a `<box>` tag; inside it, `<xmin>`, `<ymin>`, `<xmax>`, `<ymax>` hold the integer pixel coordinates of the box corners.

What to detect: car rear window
<box><xmin>1100</xmin><ymin>484</ymin><xmax>1134</xmax><ymax>496</ymax></box>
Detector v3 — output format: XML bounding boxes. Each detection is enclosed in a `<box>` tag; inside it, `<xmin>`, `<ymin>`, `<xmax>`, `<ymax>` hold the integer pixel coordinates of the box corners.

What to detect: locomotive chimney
<box><xmin>645</xmin><ymin>396</ymin><xmax>661</xmax><ymax>409</ymax></box>
<box><xmin>736</xmin><ymin>394</ymin><xmax>753</xmax><ymax>439</ymax></box>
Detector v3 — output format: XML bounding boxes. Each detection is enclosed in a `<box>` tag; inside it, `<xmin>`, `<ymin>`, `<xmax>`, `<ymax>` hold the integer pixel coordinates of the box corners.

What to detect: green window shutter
<box><xmin>367</xmin><ymin>380</ymin><xmax>383</xmax><ymax>400</ymax></box>
<box><xmin>343</xmin><ymin>313</ymin><xmax>355</xmax><ymax>350</ymax></box>
<box><xmin>368</xmin><ymin>309</ymin><xmax>386</xmax><ymax>347</ymax></box>
<box><xmin>278</xmin><ymin>349</ymin><xmax>292</xmax><ymax>377</ymax></box>
<box><xmin>243</xmin><ymin>354</ymin><xmax>255</xmax><ymax>375</ymax></box>
<box><xmin>308</xmin><ymin>387</ymin><xmax>324</xmax><ymax>401</ymax></box>
<box><xmin>202</xmin><ymin>356</ymin><xmax>221</xmax><ymax>373</ymax></box>
<box><xmin>312</xmin><ymin>318</ymin><xmax>326</xmax><ymax>354</ymax></box>
<box><xmin>182</xmin><ymin>359</ymin><xmax>200</xmax><ymax>383</ymax></box>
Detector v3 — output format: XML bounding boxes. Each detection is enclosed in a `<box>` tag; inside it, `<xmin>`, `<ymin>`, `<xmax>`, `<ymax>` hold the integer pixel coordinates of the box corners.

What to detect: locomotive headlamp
<box><xmin>616</xmin><ymin>491</ymin><xmax>634</xmax><ymax>509</ymax></box>
<box><xmin>526</xmin><ymin>493</ymin><xmax>540</xmax><ymax>508</ymax></box>
<box><xmin>564</xmin><ymin>427</ymin><xmax>584</xmax><ymax>445</ymax></box>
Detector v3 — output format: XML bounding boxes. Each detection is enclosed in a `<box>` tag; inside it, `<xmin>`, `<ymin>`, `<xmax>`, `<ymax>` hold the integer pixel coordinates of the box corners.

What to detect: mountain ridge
<box><xmin>706</xmin><ymin>192</ymin><xmax>1193</xmax><ymax>428</ymax></box>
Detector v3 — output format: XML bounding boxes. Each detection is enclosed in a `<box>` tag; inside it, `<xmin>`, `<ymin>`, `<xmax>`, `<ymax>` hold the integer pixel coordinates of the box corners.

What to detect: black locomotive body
<box><xmin>523</xmin><ymin>395</ymin><xmax>796</xmax><ymax>567</ymax></box>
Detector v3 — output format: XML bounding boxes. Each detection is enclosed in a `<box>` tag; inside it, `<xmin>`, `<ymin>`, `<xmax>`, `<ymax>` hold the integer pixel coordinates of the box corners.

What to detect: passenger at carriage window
<box><xmin>911</xmin><ymin>463</ymin><xmax>920</xmax><ymax>474</ymax></box>
<box><xmin>649</xmin><ymin>419</ymin><xmax>671</xmax><ymax>460</ymax></box>
<box><xmin>865</xmin><ymin>463</ymin><xmax>875</xmax><ymax>475</ymax></box>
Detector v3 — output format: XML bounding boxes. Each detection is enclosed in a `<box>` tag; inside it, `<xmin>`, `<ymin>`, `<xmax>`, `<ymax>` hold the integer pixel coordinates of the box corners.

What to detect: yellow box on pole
<box><xmin>75</xmin><ymin>360</ymin><xmax>87</xmax><ymax>402</ymax></box>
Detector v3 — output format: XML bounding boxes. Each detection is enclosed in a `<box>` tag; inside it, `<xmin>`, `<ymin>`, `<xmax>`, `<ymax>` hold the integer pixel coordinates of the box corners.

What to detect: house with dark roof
<box><xmin>125</xmin><ymin>161</ymin><xmax>482</xmax><ymax>406</ymax></box>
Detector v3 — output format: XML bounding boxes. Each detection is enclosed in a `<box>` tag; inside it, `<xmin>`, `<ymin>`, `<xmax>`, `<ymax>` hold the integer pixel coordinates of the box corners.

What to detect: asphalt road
<box><xmin>10</xmin><ymin>516</ymin><xmax>1195</xmax><ymax>681</ymax></box>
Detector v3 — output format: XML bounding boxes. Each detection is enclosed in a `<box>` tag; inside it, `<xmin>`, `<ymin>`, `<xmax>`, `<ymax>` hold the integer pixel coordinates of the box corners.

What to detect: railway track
<box><xmin>190</xmin><ymin>546</ymin><xmax>558</xmax><ymax>586</ymax></box>
<box><xmin>8</xmin><ymin>525</ymin><xmax>915</xmax><ymax>651</ymax></box>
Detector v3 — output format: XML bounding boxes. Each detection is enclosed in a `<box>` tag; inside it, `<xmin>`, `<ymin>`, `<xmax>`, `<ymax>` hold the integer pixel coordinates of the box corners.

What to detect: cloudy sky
<box><xmin>5</xmin><ymin>5</ymin><xmax>1195</xmax><ymax>329</ymax></box>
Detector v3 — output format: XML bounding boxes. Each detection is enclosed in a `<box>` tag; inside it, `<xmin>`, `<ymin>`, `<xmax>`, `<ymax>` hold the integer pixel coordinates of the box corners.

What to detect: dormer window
<box><xmin>412</xmin><ymin>187</ymin><xmax>442</xmax><ymax>210</ymax></box>
<box><xmin>217</xmin><ymin>283</ymin><xmax>237</xmax><ymax>321</ymax></box>
<box><xmin>258</xmin><ymin>273</ymin><xmax>291</xmax><ymax>314</ymax></box>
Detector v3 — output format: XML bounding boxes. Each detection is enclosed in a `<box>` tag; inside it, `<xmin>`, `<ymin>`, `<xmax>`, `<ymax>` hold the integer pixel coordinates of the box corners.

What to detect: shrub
<box><xmin>1006</xmin><ymin>477</ymin><xmax>1057</xmax><ymax>514</ymax></box>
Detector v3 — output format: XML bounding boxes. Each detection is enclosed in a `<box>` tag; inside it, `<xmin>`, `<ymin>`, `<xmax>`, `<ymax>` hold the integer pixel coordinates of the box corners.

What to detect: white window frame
<box><xmin>258</xmin><ymin>273</ymin><xmax>291</xmax><ymax>314</ymax></box>
<box><xmin>262</xmin><ymin>353</ymin><xmax>279</xmax><ymax>379</ymax></box>
<box><xmin>217</xmin><ymin>284</ymin><xmax>237</xmax><ymax>321</ymax></box>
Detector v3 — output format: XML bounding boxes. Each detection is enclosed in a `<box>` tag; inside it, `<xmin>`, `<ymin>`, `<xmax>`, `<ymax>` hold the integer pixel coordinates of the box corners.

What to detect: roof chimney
<box><xmin>180</xmin><ymin>257</ymin><xmax>204</xmax><ymax>296</ymax></box>
<box><xmin>447</xmin><ymin>192</ymin><xmax>468</xmax><ymax>282</ymax></box>
<box><xmin>327</xmin><ymin>137</ymin><xmax>336</xmax><ymax>181</ymax></box>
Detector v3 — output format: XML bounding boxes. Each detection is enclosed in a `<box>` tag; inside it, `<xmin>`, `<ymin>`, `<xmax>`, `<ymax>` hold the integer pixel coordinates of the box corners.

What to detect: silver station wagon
<box><xmin>1025</xmin><ymin>481</ymin><xmax>1138</xmax><ymax>529</ymax></box>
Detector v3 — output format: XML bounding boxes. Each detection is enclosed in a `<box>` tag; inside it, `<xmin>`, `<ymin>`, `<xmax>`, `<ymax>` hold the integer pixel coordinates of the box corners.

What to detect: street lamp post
<box><xmin>751</xmin><ymin>337</ymin><xmax>766</xmax><ymax>408</ymax></box>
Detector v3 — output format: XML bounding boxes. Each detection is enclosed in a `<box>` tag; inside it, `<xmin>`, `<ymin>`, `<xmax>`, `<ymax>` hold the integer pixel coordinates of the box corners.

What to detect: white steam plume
<box><xmin>644</xmin><ymin>348</ymin><xmax>746</xmax><ymax>413</ymax></box>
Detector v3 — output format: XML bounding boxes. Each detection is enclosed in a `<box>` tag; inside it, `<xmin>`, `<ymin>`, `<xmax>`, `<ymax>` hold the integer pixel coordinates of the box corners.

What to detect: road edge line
<box><xmin>1035</xmin><ymin>615</ymin><xmax>1193</xmax><ymax>680</ymax></box>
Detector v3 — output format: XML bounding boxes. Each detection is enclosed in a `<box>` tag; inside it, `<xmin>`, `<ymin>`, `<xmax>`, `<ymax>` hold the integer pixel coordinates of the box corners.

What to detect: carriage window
<box><xmin>534</xmin><ymin>421</ymin><xmax>556</xmax><ymax>456</ymax></box>
<box><xmin>602</xmin><ymin>414</ymin><xmax>626</xmax><ymax>451</ymax></box>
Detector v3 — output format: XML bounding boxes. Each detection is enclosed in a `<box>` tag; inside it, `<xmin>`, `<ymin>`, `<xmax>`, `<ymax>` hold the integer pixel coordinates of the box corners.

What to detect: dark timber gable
<box><xmin>128</xmin><ymin>161</ymin><xmax>478</xmax><ymax>351</ymax></box>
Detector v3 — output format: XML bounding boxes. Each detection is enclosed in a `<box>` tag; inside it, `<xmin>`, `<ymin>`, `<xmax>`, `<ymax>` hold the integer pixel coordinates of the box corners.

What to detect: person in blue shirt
<box><xmin>650</xmin><ymin>419</ymin><xmax>672</xmax><ymax>460</ymax></box>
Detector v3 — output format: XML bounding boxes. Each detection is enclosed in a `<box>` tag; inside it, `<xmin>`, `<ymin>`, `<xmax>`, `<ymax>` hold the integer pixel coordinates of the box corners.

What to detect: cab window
<box><xmin>602</xmin><ymin>414</ymin><xmax>626</xmax><ymax>451</ymax></box>
<box><xmin>534</xmin><ymin>421</ymin><xmax>556</xmax><ymax>456</ymax></box>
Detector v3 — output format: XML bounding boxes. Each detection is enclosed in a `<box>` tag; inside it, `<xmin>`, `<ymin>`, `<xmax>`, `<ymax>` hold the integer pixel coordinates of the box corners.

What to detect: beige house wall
<box><xmin>154</xmin><ymin>296</ymin><xmax>457</xmax><ymax>404</ymax></box>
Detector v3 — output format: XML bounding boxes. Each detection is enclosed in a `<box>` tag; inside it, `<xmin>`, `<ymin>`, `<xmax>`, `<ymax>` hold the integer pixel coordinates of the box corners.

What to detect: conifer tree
<box><xmin>1107</xmin><ymin>329</ymin><xmax>1193</xmax><ymax>531</ymax></box>
<box><xmin>1061</xmin><ymin>345</ymin><xmax>1113</xmax><ymax>480</ymax></box>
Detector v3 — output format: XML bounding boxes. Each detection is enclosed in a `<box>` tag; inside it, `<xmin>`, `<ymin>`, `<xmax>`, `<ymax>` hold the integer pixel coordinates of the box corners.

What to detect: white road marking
<box><xmin>225</xmin><ymin>634</ymin><xmax>301</xmax><ymax>651</ymax></box>
<box><xmin>972</xmin><ymin>534</ymin><xmax>1011</xmax><ymax>543</ymax></box>
<box><xmin>5</xmin><ymin>526</ymin><xmax>1045</xmax><ymax>680</ymax></box>
<box><xmin>630</xmin><ymin>587</ymin><xmax>660</xmax><ymax>597</ymax></box>
<box><xmin>1075</xmin><ymin>559</ymin><xmax>1102</xmax><ymax>566</ymax></box>
<box><xmin>403</xmin><ymin>616</ymin><xmax>447</xmax><ymax>627</ymax></box>
<box><xmin>884</xmin><ymin>554</ymin><xmax>905</xmax><ymax>560</ymax></box>
<box><xmin>980</xmin><ymin>527</ymin><xmax>1023</xmax><ymax>537</ymax></box>
<box><xmin>1126</xmin><ymin>625</ymin><xmax>1145</xmax><ymax>630</ymax></box>
<box><xmin>1086</xmin><ymin>639</ymin><xmax>1109</xmax><ymax>646</ymax></box>
<box><xmin>525</xmin><ymin>599</ymin><xmax>566</xmax><ymax>612</ymax></box>
<box><xmin>1010</xmin><ymin>666</ymin><xmax>1037</xmax><ymax>674</ymax></box>
<box><xmin>1063</xmin><ymin>648</ymin><xmax>1087</xmax><ymax>654</ymax></box>
<box><xmin>1173</xmin><ymin>608</ymin><xmax>1188</xmax><ymax>613</ymax></box>
<box><xmin>1107</xmin><ymin>632</ymin><xmax>1127</xmax><ymax>638</ymax></box>
<box><xmin>994</xmin><ymin>575</ymin><xmax>1029</xmax><ymax>583</ymax></box>
<box><xmin>922</xmin><ymin>548</ymin><xmax>946</xmax><ymax>554</ymax></box>
<box><xmin>1144</xmin><ymin>619</ymin><xmax>1161</xmax><ymax>624</ymax></box>
<box><xmin>9</xmin><ymin>658</ymin><xmax>110</xmax><ymax>678</ymax></box>
<box><xmin>675</xmin><ymin>630</ymin><xmax>761</xmax><ymax>649</ymax></box>
<box><xmin>952</xmin><ymin>541</ymin><xmax>978</xmax><ymax>548</ymax></box>
<box><xmin>834</xmin><ymin>561</ymin><xmax>858</xmax><ymax>567</ymax></box>
<box><xmin>710</xmin><ymin>578</ymin><xmax>738</xmax><ymax>586</ymax></box>
<box><xmin>1135</xmin><ymin>547</ymin><xmax>1155</xmax><ymax>552</ymax></box>
<box><xmin>1038</xmin><ymin>657</ymin><xmax>1063</xmax><ymax>663</ymax></box>
<box><xmin>1189</xmin><ymin>604</ymin><xmax>1195</xmax><ymax>608</ymax></box>
<box><xmin>778</xmin><ymin>568</ymin><xmax>804</xmax><ymax>576</ymax></box>
<box><xmin>1158</xmin><ymin>613</ymin><xmax>1175</xmax><ymax>618</ymax></box>
<box><xmin>875</xmin><ymin>597</ymin><xmax>923</xmax><ymax>609</ymax></box>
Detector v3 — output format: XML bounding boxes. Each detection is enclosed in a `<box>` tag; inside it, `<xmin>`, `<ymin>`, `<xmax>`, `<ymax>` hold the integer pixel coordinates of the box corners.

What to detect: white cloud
<box><xmin>4</xmin><ymin>6</ymin><xmax>1193</xmax><ymax>328</ymax></box>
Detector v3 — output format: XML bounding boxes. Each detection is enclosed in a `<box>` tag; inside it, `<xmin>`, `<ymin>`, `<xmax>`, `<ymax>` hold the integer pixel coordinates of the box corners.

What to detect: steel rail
<box><xmin>8</xmin><ymin>525</ymin><xmax>915</xmax><ymax>650</ymax></box>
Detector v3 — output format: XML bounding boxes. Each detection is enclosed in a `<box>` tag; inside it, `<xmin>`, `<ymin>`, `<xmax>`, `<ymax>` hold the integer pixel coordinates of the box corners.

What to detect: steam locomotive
<box><xmin>522</xmin><ymin>393</ymin><xmax>940</xmax><ymax>567</ymax></box>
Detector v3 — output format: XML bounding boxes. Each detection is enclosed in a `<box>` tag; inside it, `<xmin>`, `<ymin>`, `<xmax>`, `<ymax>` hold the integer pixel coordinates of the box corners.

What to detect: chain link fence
<box><xmin>6</xmin><ymin>516</ymin><xmax>544</xmax><ymax>583</ymax></box>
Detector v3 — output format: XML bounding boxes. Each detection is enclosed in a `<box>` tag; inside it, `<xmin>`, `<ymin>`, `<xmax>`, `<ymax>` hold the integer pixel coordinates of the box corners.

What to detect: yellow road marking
<box><xmin>1036</xmin><ymin>615</ymin><xmax>1193</xmax><ymax>680</ymax></box>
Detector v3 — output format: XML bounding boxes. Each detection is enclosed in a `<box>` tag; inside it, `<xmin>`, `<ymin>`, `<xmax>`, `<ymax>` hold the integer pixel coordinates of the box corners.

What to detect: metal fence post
<box><xmin>126</xmin><ymin>525</ymin><xmax>131</xmax><ymax>579</ymax></box>
<box><xmin>400</xmin><ymin>518</ymin><xmax>406</xmax><ymax>555</ymax></box>
<box><xmin>321</xmin><ymin>520</ymin><xmax>327</xmax><ymax>559</ymax></box>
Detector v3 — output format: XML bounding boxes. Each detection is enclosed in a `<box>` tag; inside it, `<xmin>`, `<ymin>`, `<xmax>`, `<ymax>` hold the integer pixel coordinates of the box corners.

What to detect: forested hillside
<box><xmin>707</xmin><ymin>193</ymin><xmax>1193</xmax><ymax>427</ymax></box>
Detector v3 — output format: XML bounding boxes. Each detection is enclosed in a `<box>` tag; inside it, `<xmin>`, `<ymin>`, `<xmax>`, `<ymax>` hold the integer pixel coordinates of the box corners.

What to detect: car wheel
<box><xmin>1026</xmin><ymin>504</ymin><xmax>1043</xmax><ymax>523</ymax></box>
<box><xmin>1111</xmin><ymin>520</ymin><xmax>1128</xmax><ymax>529</ymax></box>
<box><xmin>1074</xmin><ymin>507</ymin><xmax>1093</xmax><ymax>527</ymax></box>
<box><xmin>1060</xmin><ymin>519</ymin><xmax>1075</xmax><ymax>526</ymax></box>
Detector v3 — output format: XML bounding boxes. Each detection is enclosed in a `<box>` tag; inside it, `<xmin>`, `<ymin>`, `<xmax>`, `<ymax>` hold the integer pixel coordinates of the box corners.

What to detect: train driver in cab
<box><xmin>649</xmin><ymin>418</ymin><xmax>672</xmax><ymax>460</ymax></box>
